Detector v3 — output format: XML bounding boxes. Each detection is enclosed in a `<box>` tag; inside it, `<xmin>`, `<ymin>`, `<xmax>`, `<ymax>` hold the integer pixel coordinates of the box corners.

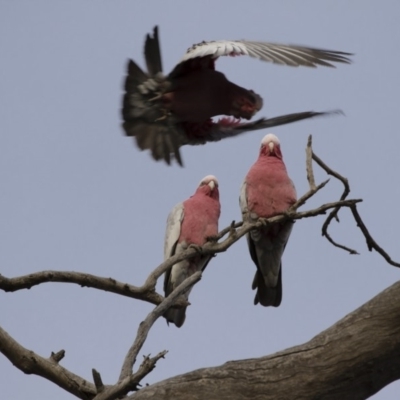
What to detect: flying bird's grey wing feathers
<box><xmin>124</xmin><ymin>60</ymin><xmax>148</xmax><ymax>91</ymax></box>
<box><xmin>148</xmin><ymin>125</ymin><xmax>184</xmax><ymax>166</ymax></box>
<box><xmin>144</xmin><ymin>26</ymin><xmax>163</xmax><ymax>76</ymax></box>
<box><xmin>180</xmin><ymin>41</ymin><xmax>247</xmax><ymax>63</ymax></box>
<box><xmin>242</xmin><ymin>42</ymin><xmax>352</xmax><ymax>67</ymax></box>
<box><xmin>180</xmin><ymin>40</ymin><xmax>352</xmax><ymax>68</ymax></box>
<box><xmin>123</xmin><ymin>116</ymin><xmax>184</xmax><ymax>166</ymax></box>
<box><xmin>206</xmin><ymin>110</ymin><xmax>342</xmax><ymax>142</ymax></box>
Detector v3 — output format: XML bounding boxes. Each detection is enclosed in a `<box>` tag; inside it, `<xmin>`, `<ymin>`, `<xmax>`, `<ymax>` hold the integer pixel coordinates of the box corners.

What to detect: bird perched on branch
<box><xmin>122</xmin><ymin>26</ymin><xmax>351</xmax><ymax>165</ymax></box>
<box><xmin>240</xmin><ymin>134</ymin><xmax>296</xmax><ymax>307</ymax></box>
<box><xmin>164</xmin><ymin>175</ymin><xmax>220</xmax><ymax>327</ymax></box>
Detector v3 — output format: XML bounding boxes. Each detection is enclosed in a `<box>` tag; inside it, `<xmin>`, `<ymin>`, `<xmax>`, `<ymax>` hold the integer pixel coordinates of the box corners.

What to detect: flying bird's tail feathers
<box><xmin>123</xmin><ymin>120</ymin><xmax>184</xmax><ymax>166</ymax></box>
<box><xmin>122</xmin><ymin>53</ymin><xmax>184</xmax><ymax>165</ymax></box>
<box><xmin>252</xmin><ymin>269</ymin><xmax>282</xmax><ymax>307</ymax></box>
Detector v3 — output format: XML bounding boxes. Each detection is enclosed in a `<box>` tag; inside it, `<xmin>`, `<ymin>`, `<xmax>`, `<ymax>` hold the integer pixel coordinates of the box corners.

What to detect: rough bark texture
<box><xmin>130</xmin><ymin>281</ymin><xmax>400</xmax><ymax>400</ymax></box>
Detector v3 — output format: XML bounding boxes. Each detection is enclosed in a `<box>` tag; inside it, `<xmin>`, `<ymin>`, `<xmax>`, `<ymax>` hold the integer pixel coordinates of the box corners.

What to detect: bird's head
<box><xmin>235</xmin><ymin>90</ymin><xmax>263</xmax><ymax>120</ymax></box>
<box><xmin>197</xmin><ymin>175</ymin><xmax>220</xmax><ymax>200</ymax></box>
<box><xmin>259</xmin><ymin>133</ymin><xmax>283</xmax><ymax>159</ymax></box>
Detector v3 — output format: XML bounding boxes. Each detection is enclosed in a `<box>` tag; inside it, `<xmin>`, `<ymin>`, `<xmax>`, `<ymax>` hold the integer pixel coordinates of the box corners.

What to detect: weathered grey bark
<box><xmin>130</xmin><ymin>281</ymin><xmax>400</xmax><ymax>400</ymax></box>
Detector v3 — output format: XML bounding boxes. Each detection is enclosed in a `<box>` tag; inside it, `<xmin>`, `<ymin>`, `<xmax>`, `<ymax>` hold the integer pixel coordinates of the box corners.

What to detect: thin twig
<box><xmin>350</xmin><ymin>205</ymin><xmax>400</xmax><ymax>267</ymax></box>
<box><xmin>92</xmin><ymin>369</ymin><xmax>105</xmax><ymax>393</ymax></box>
<box><xmin>50</xmin><ymin>350</ymin><xmax>65</xmax><ymax>363</ymax></box>
<box><xmin>0</xmin><ymin>271</ymin><xmax>164</xmax><ymax>305</ymax></box>
<box><xmin>292</xmin><ymin>179</ymin><xmax>330</xmax><ymax>211</ymax></box>
<box><xmin>119</xmin><ymin>271</ymin><xmax>202</xmax><ymax>381</ymax></box>
<box><xmin>306</xmin><ymin>135</ymin><xmax>316</xmax><ymax>191</ymax></box>
<box><xmin>313</xmin><ymin>150</ymin><xmax>350</xmax><ymax>223</ymax></box>
<box><xmin>312</xmin><ymin>149</ymin><xmax>360</xmax><ymax>254</ymax></box>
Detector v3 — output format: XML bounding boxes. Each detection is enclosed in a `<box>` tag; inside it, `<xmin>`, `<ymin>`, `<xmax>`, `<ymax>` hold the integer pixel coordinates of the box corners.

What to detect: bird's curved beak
<box><xmin>268</xmin><ymin>142</ymin><xmax>274</xmax><ymax>152</ymax></box>
<box><xmin>208</xmin><ymin>180</ymin><xmax>216</xmax><ymax>191</ymax></box>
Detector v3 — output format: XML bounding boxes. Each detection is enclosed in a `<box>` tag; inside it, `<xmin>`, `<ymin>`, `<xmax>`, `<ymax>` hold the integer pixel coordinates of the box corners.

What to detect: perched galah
<box><xmin>122</xmin><ymin>26</ymin><xmax>351</xmax><ymax>165</ymax></box>
<box><xmin>164</xmin><ymin>175</ymin><xmax>220</xmax><ymax>327</ymax></box>
<box><xmin>240</xmin><ymin>134</ymin><xmax>296</xmax><ymax>307</ymax></box>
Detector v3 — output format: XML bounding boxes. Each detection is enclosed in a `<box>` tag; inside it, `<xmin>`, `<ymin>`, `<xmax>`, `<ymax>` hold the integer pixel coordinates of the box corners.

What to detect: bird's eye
<box><xmin>249</xmin><ymin>94</ymin><xmax>256</xmax><ymax>102</ymax></box>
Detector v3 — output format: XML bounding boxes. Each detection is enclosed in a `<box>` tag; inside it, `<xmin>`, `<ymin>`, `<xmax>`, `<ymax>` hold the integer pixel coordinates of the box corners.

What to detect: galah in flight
<box><xmin>240</xmin><ymin>134</ymin><xmax>296</xmax><ymax>307</ymax></box>
<box><xmin>164</xmin><ymin>175</ymin><xmax>220</xmax><ymax>327</ymax></box>
<box><xmin>122</xmin><ymin>26</ymin><xmax>351</xmax><ymax>165</ymax></box>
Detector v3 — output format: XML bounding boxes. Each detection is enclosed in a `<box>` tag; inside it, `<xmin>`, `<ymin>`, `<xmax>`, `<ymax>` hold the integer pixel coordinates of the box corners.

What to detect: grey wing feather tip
<box><xmin>145</xmin><ymin>26</ymin><xmax>163</xmax><ymax>76</ymax></box>
<box><xmin>122</xmin><ymin>120</ymin><xmax>184</xmax><ymax>166</ymax></box>
<box><xmin>243</xmin><ymin>41</ymin><xmax>353</xmax><ymax>68</ymax></box>
<box><xmin>207</xmin><ymin>110</ymin><xmax>344</xmax><ymax>142</ymax></box>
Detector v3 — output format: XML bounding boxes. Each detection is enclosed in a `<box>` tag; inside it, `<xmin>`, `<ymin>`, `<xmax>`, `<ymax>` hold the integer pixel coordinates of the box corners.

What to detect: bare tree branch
<box><xmin>349</xmin><ymin>205</ymin><xmax>400</xmax><ymax>267</ymax></box>
<box><xmin>0</xmin><ymin>325</ymin><xmax>96</xmax><ymax>399</ymax></box>
<box><xmin>312</xmin><ymin>149</ymin><xmax>358</xmax><ymax>253</ymax></box>
<box><xmin>92</xmin><ymin>273</ymin><xmax>202</xmax><ymax>400</ymax></box>
<box><xmin>50</xmin><ymin>349</ymin><xmax>65</xmax><ymax>363</ymax></box>
<box><xmin>92</xmin><ymin>369</ymin><xmax>105</xmax><ymax>394</ymax></box>
<box><xmin>310</xmin><ymin>141</ymin><xmax>400</xmax><ymax>266</ymax></box>
<box><xmin>306</xmin><ymin>134</ymin><xmax>316</xmax><ymax>190</ymax></box>
<box><xmin>119</xmin><ymin>272</ymin><xmax>201</xmax><ymax>381</ymax></box>
<box><xmin>0</xmin><ymin>271</ymin><xmax>164</xmax><ymax>305</ymax></box>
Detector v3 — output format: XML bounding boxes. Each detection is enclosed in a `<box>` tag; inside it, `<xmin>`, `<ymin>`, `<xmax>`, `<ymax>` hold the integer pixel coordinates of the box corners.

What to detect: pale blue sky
<box><xmin>1</xmin><ymin>2</ymin><xmax>400</xmax><ymax>399</ymax></box>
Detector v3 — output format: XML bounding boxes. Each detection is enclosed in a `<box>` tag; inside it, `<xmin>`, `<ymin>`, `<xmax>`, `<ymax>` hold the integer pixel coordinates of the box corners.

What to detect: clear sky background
<box><xmin>1</xmin><ymin>2</ymin><xmax>399</xmax><ymax>399</ymax></box>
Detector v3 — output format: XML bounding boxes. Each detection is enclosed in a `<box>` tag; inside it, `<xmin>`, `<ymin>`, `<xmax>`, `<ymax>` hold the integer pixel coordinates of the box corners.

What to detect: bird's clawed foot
<box><xmin>155</xmin><ymin>113</ymin><xmax>168</xmax><ymax>122</ymax></box>
<box><xmin>154</xmin><ymin>108</ymin><xmax>171</xmax><ymax>122</ymax></box>
<box><xmin>206</xmin><ymin>235</ymin><xmax>219</xmax><ymax>243</ymax></box>
<box><xmin>258</xmin><ymin>217</ymin><xmax>270</xmax><ymax>227</ymax></box>
<box><xmin>149</xmin><ymin>94</ymin><xmax>163</xmax><ymax>102</ymax></box>
<box><xmin>189</xmin><ymin>244</ymin><xmax>203</xmax><ymax>254</ymax></box>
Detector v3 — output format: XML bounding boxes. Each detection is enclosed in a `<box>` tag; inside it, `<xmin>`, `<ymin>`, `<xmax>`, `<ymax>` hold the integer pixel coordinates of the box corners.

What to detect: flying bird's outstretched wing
<box><xmin>179</xmin><ymin>40</ymin><xmax>352</xmax><ymax>67</ymax></box>
<box><xmin>204</xmin><ymin>110</ymin><xmax>342</xmax><ymax>144</ymax></box>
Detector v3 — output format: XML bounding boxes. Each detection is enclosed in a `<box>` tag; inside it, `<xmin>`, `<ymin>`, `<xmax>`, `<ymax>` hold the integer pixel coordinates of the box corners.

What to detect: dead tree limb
<box><xmin>0</xmin><ymin>325</ymin><xmax>97</xmax><ymax>399</ymax></box>
<box><xmin>129</xmin><ymin>280</ymin><xmax>400</xmax><ymax>400</ymax></box>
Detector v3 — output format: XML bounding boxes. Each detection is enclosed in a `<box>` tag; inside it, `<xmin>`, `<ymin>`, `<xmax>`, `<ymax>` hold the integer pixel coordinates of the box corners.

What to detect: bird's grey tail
<box><xmin>164</xmin><ymin>308</ymin><xmax>187</xmax><ymax>328</ymax></box>
<box><xmin>252</xmin><ymin>269</ymin><xmax>282</xmax><ymax>307</ymax></box>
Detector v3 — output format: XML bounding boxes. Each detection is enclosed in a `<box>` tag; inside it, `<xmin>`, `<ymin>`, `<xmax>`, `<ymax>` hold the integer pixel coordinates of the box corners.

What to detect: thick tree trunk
<box><xmin>131</xmin><ymin>281</ymin><xmax>400</xmax><ymax>400</ymax></box>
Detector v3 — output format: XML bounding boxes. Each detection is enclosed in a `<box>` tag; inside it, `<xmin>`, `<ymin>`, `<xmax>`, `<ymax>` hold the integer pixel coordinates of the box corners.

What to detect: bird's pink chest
<box><xmin>179</xmin><ymin>196</ymin><xmax>220</xmax><ymax>245</ymax></box>
<box><xmin>246</xmin><ymin>159</ymin><xmax>296</xmax><ymax>217</ymax></box>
